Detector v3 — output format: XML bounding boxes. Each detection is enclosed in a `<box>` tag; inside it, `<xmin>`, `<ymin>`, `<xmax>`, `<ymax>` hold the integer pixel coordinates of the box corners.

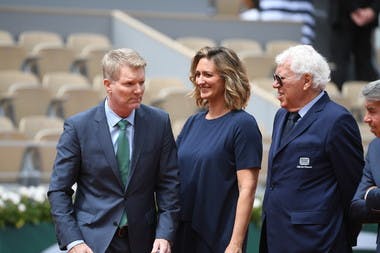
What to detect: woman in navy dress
<box><xmin>174</xmin><ymin>46</ymin><xmax>262</xmax><ymax>253</ymax></box>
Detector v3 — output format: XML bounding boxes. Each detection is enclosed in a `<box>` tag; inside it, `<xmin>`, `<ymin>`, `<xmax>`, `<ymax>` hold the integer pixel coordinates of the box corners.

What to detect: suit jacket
<box><xmin>48</xmin><ymin>102</ymin><xmax>180</xmax><ymax>253</ymax></box>
<box><xmin>329</xmin><ymin>0</ymin><xmax>380</xmax><ymax>28</ymax></box>
<box><xmin>351</xmin><ymin>138</ymin><xmax>380</xmax><ymax>250</ymax></box>
<box><xmin>261</xmin><ymin>93</ymin><xmax>364</xmax><ymax>252</ymax></box>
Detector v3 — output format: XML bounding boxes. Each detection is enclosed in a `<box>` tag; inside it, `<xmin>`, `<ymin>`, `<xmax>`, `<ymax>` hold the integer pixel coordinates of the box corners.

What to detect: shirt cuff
<box><xmin>364</xmin><ymin>186</ymin><xmax>377</xmax><ymax>200</ymax></box>
<box><xmin>67</xmin><ymin>240</ymin><xmax>84</xmax><ymax>251</ymax></box>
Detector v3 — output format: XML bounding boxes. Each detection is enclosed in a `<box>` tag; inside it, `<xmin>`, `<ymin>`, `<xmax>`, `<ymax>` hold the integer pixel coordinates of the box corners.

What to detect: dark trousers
<box><xmin>106</xmin><ymin>226</ymin><xmax>131</xmax><ymax>253</ymax></box>
<box><xmin>259</xmin><ymin>218</ymin><xmax>352</xmax><ymax>253</ymax></box>
<box><xmin>330</xmin><ymin>22</ymin><xmax>379</xmax><ymax>90</ymax></box>
<box><xmin>172</xmin><ymin>222</ymin><xmax>212</xmax><ymax>253</ymax></box>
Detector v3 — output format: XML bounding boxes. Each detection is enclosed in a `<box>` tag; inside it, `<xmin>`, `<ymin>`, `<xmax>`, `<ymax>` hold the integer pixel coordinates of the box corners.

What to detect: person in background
<box><xmin>48</xmin><ymin>48</ymin><xmax>180</xmax><ymax>253</ymax></box>
<box><xmin>351</xmin><ymin>80</ymin><xmax>380</xmax><ymax>253</ymax></box>
<box><xmin>260</xmin><ymin>45</ymin><xmax>364</xmax><ymax>252</ymax></box>
<box><xmin>329</xmin><ymin>0</ymin><xmax>380</xmax><ymax>91</ymax></box>
<box><xmin>258</xmin><ymin>0</ymin><xmax>315</xmax><ymax>45</ymax></box>
<box><xmin>242</xmin><ymin>0</ymin><xmax>258</xmax><ymax>9</ymax></box>
<box><xmin>174</xmin><ymin>46</ymin><xmax>262</xmax><ymax>253</ymax></box>
<box><xmin>240</xmin><ymin>0</ymin><xmax>260</xmax><ymax>20</ymax></box>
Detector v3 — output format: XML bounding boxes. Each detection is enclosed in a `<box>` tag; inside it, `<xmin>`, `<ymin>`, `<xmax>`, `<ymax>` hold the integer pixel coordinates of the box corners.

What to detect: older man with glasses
<box><xmin>260</xmin><ymin>44</ymin><xmax>364</xmax><ymax>253</ymax></box>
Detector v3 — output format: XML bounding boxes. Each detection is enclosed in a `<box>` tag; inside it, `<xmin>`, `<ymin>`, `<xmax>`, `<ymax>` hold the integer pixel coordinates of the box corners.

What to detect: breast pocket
<box><xmin>294</xmin><ymin>146</ymin><xmax>323</xmax><ymax>170</ymax></box>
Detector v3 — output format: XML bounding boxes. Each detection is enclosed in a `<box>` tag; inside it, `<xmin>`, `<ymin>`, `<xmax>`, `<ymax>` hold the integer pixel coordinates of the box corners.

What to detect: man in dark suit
<box><xmin>351</xmin><ymin>80</ymin><xmax>380</xmax><ymax>252</ymax></box>
<box><xmin>329</xmin><ymin>0</ymin><xmax>380</xmax><ymax>90</ymax></box>
<box><xmin>48</xmin><ymin>48</ymin><xmax>180</xmax><ymax>253</ymax></box>
<box><xmin>259</xmin><ymin>45</ymin><xmax>364</xmax><ymax>252</ymax></box>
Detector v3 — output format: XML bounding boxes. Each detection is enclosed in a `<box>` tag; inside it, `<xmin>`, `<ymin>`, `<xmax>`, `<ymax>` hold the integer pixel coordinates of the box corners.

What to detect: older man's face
<box><xmin>273</xmin><ymin>62</ymin><xmax>307</xmax><ymax>112</ymax></box>
<box><xmin>364</xmin><ymin>100</ymin><xmax>380</xmax><ymax>137</ymax></box>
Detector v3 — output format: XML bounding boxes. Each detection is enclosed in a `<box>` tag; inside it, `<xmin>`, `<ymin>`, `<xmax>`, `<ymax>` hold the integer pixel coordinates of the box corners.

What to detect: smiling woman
<box><xmin>174</xmin><ymin>46</ymin><xmax>262</xmax><ymax>253</ymax></box>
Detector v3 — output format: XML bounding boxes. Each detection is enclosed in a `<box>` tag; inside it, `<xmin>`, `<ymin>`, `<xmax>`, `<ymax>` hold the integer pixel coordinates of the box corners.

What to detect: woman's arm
<box><xmin>225</xmin><ymin>168</ymin><xmax>259</xmax><ymax>253</ymax></box>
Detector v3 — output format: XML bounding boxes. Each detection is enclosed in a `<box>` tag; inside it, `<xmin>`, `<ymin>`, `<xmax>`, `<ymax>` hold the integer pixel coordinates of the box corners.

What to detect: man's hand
<box><xmin>68</xmin><ymin>243</ymin><xmax>94</xmax><ymax>253</ymax></box>
<box><xmin>151</xmin><ymin>238</ymin><xmax>171</xmax><ymax>253</ymax></box>
<box><xmin>351</xmin><ymin>8</ymin><xmax>376</xmax><ymax>26</ymax></box>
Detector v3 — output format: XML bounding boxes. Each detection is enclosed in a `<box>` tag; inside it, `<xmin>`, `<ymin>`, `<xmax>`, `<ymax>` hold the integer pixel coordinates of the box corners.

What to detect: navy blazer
<box><xmin>351</xmin><ymin>138</ymin><xmax>380</xmax><ymax>251</ymax></box>
<box><xmin>261</xmin><ymin>93</ymin><xmax>364</xmax><ymax>252</ymax></box>
<box><xmin>48</xmin><ymin>102</ymin><xmax>180</xmax><ymax>253</ymax></box>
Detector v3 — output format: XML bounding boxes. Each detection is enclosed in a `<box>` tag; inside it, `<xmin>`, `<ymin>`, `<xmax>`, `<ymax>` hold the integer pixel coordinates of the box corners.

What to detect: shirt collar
<box><xmin>104</xmin><ymin>99</ymin><xmax>135</xmax><ymax>128</ymax></box>
<box><xmin>298</xmin><ymin>90</ymin><xmax>324</xmax><ymax>118</ymax></box>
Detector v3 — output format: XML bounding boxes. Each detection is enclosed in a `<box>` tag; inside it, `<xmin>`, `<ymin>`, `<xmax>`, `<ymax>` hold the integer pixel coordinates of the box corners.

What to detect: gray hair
<box><xmin>362</xmin><ymin>80</ymin><xmax>380</xmax><ymax>101</ymax></box>
<box><xmin>102</xmin><ymin>48</ymin><xmax>146</xmax><ymax>81</ymax></box>
<box><xmin>275</xmin><ymin>45</ymin><xmax>330</xmax><ymax>90</ymax></box>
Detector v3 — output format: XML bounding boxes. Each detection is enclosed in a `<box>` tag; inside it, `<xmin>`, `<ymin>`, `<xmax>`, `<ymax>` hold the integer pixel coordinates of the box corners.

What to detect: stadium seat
<box><xmin>31</xmin><ymin>44</ymin><xmax>75</xmax><ymax>79</ymax></box>
<box><xmin>7</xmin><ymin>83</ymin><xmax>52</xmax><ymax>125</ymax></box>
<box><xmin>18</xmin><ymin>30</ymin><xmax>63</xmax><ymax>55</ymax></box>
<box><xmin>34</xmin><ymin>128</ymin><xmax>62</xmax><ymax>183</ymax></box>
<box><xmin>0</xmin><ymin>130</ymin><xmax>28</xmax><ymax>183</ymax></box>
<box><xmin>42</xmin><ymin>71</ymin><xmax>90</xmax><ymax>97</ymax></box>
<box><xmin>143</xmin><ymin>77</ymin><xmax>185</xmax><ymax>105</ymax></box>
<box><xmin>18</xmin><ymin>115</ymin><xmax>63</xmax><ymax>139</ymax></box>
<box><xmin>66</xmin><ymin>32</ymin><xmax>111</xmax><ymax>59</ymax></box>
<box><xmin>56</xmin><ymin>85</ymin><xmax>100</xmax><ymax>118</ymax></box>
<box><xmin>265</xmin><ymin>40</ymin><xmax>299</xmax><ymax>58</ymax></box>
<box><xmin>240</xmin><ymin>52</ymin><xmax>275</xmax><ymax>80</ymax></box>
<box><xmin>220</xmin><ymin>38</ymin><xmax>263</xmax><ymax>55</ymax></box>
<box><xmin>0</xmin><ymin>45</ymin><xmax>27</xmax><ymax>71</ymax></box>
<box><xmin>0</xmin><ymin>30</ymin><xmax>14</xmax><ymax>45</ymax></box>
<box><xmin>176</xmin><ymin>36</ymin><xmax>217</xmax><ymax>52</ymax></box>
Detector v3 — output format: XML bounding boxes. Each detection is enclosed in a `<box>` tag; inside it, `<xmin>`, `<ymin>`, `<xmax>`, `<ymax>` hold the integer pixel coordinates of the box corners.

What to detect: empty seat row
<box><xmin>0</xmin><ymin>82</ymin><xmax>102</xmax><ymax>125</ymax></box>
<box><xmin>176</xmin><ymin>36</ymin><xmax>299</xmax><ymax>57</ymax></box>
<box><xmin>0</xmin><ymin>30</ymin><xmax>111</xmax><ymax>81</ymax></box>
<box><xmin>0</xmin><ymin>115</ymin><xmax>63</xmax><ymax>183</ymax></box>
<box><xmin>0</xmin><ymin>70</ymin><xmax>104</xmax><ymax>98</ymax></box>
<box><xmin>0</xmin><ymin>43</ymin><xmax>108</xmax><ymax>82</ymax></box>
<box><xmin>176</xmin><ymin>37</ymin><xmax>300</xmax><ymax>80</ymax></box>
<box><xmin>0</xmin><ymin>30</ymin><xmax>111</xmax><ymax>57</ymax></box>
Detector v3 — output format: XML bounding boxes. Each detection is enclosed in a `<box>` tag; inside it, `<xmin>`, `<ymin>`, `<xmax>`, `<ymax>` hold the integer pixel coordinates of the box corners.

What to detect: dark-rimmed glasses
<box><xmin>273</xmin><ymin>73</ymin><xmax>286</xmax><ymax>87</ymax></box>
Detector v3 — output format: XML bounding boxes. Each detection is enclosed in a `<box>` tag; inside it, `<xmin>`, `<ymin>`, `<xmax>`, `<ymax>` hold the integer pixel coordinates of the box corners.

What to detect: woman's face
<box><xmin>194</xmin><ymin>57</ymin><xmax>225</xmax><ymax>104</ymax></box>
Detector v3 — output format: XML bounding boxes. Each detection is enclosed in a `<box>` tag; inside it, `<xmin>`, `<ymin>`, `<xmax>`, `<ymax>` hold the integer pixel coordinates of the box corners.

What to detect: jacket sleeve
<box><xmin>154</xmin><ymin>113</ymin><xmax>180</xmax><ymax>242</ymax></box>
<box><xmin>350</xmin><ymin>140</ymin><xmax>380</xmax><ymax>223</ymax></box>
<box><xmin>366</xmin><ymin>188</ymin><xmax>380</xmax><ymax>211</ymax></box>
<box><xmin>47</xmin><ymin>119</ymin><xmax>83</xmax><ymax>250</ymax></box>
<box><xmin>327</xmin><ymin>113</ymin><xmax>364</xmax><ymax>245</ymax></box>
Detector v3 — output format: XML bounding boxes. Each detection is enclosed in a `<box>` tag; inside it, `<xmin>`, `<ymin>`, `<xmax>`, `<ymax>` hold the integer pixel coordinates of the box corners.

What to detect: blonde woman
<box><xmin>174</xmin><ymin>46</ymin><xmax>262</xmax><ymax>253</ymax></box>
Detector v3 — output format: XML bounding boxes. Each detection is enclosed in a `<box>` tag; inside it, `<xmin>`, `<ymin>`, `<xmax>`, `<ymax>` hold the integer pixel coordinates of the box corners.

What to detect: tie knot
<box><xmin>288</xmin><ymin>112</ymin><xmax>300</xmax><ymax>123</ymax></box>
<box><xmin>117</xmin><ymin>120</ymin><xmax>128</xmax><ymax>130</ymax></box>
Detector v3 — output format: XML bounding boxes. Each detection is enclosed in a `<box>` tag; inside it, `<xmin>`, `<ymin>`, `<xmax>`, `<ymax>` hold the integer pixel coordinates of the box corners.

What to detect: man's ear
<box><xmin>303</xmin><ymin>73</ymin><xmax>313</xmax><ymax>90</ymax></box>
<box><xmin>104</xmin><ymin>78</ymin><xmax>112</xmax><ymax>94</ymax></box>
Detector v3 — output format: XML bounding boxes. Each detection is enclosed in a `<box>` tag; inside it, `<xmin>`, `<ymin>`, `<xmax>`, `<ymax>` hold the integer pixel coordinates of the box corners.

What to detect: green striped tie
<box><xmin>116</xmin><ymin>120</ymin><xmax>130</xmax><ymax>226</ymax></box>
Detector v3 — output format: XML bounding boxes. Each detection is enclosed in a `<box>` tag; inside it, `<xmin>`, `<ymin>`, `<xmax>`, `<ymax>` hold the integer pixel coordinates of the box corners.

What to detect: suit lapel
<box><xmin>125</xmin><ymin>106</ymin><xmax>147</xmax><ymax>190</ymax></box>
<box><xmin>94</xmin><ymin>102</ymin><xmax>124</xmax><ymax>189</ymax></box>
<box><xmin>272</xmin><ymin>110</ymin><xmax>287</xmax><ymax>153</ymax></box>
<box><xmin>274</xmin><ymin>93</ymin><xmax>330</xmax><ymax>157</ymax></box>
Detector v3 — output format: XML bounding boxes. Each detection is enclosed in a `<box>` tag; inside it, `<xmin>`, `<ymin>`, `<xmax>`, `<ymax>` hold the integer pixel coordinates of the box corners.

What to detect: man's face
<box><xmin>363</xmin><ymin>99</ymin><xmax>380</xmax><ymax>137</ymax></box>
<box><xmin>273</xmin><ymin>62</ymin><xmax>305</xmax><ymax>112</ymax></box>
<box><xmin>105</xmin><ymin>65</ymin><xmax>145</xmax><ymax>117</ymax></box>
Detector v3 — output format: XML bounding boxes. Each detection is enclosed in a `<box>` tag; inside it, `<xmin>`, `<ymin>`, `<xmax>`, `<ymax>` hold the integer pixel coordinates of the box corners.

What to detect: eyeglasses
<box><xmin>273</xmin><ymin>73</ymin><xmax>286</xmax><ymax>87</ymax></box>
